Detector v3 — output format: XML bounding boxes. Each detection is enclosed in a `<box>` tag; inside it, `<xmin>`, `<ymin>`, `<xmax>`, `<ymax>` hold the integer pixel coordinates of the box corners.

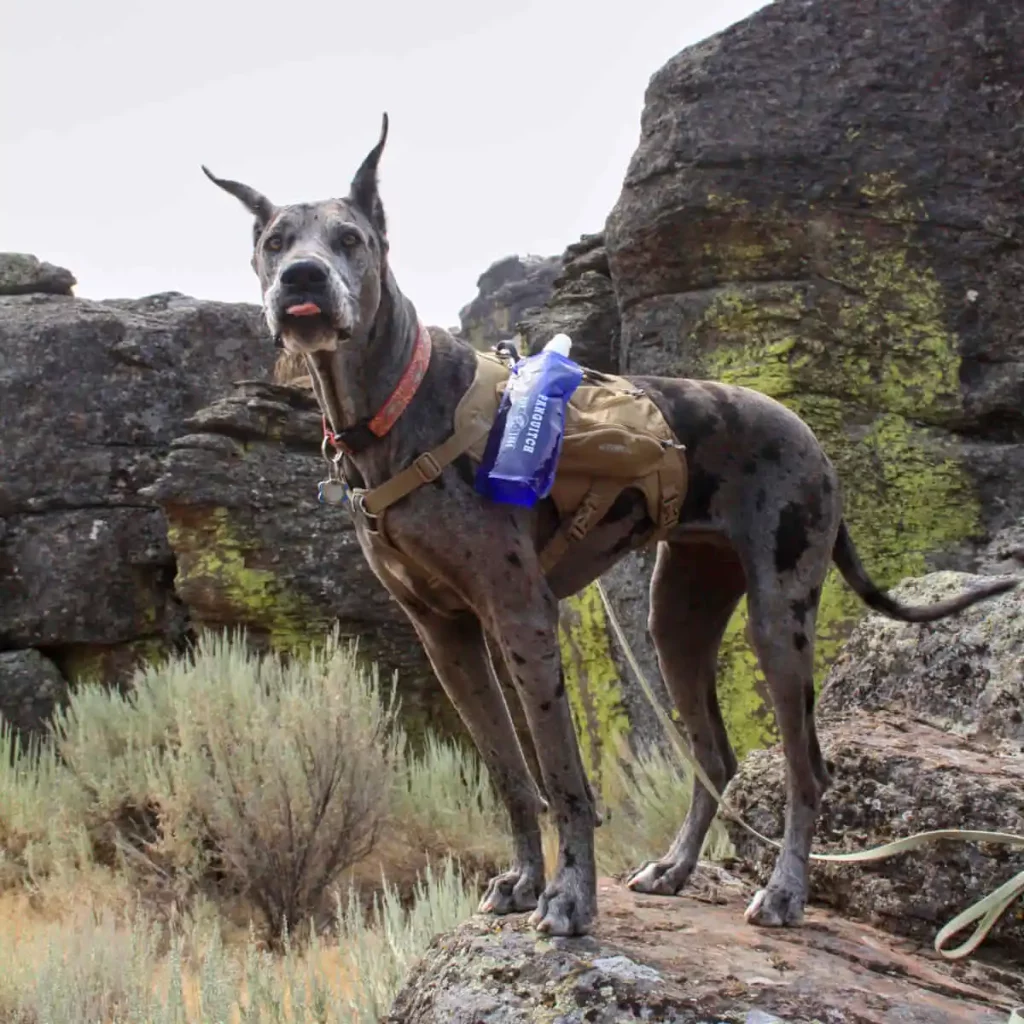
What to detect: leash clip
<box><xmin>351</xmin><ymin>491</ymin><xmax>380</xmax><ymax>534</ymax></box>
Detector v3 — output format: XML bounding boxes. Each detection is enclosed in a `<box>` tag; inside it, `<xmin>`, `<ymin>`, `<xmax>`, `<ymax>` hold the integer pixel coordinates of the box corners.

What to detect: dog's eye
<box><xmin>336</xmin><ymin>230</ymin><xmax>361</xmax><ymax>250</ymax></box>
<box><xmin>265</xmin><ymin>234</ymin><xmax>284</xmax><ymax>253</ymax></box>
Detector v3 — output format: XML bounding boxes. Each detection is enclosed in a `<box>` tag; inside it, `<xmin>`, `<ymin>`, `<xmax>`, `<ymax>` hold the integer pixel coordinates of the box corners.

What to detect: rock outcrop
<box><xmin>725</xmin><ymin>571</ymin><xmax>1024</xmax><ymax>956</ymax></box>
<box><xmin>0</xmin><ymin>650</ymin><xmax>69</xmax><ymax>737</ymax></box>
<box><xmin>0</xmin><ymin>263</ymin><xmax>461</xmax><ymax>742</ymax></box>
<box><xmin>385</xmin><ymin>877</ymin><xmax>1017</xmax><ymax>1023</ymax></box>
<box><xmin>517</xmin><ymin>233</ymin><xmax>621</xmax><ymax>373</ymax></box>
<box><xmin>603</xmin><ymin>0</ymin><xmax>1024</xmax><ymax>756</ymax></box>
<box><xmin>0</xmin><ymin>257</ymin><xmax>643</xmax><ymax>756</ymax></box>
<box><xmin>818</xmin><ymin>569</ymin><xmax>1024</xmax><ymax>742</ymax></box>
<box><xmin>0</xmin><ymin>253</ymin><xmax>76</xmax><ymax>297</ymax></box>
<box><xmin>0</xmin><ymin>275</ymin><xmax>276</xmax><ymax>727</ymax></box>
<box><xmin>456</xmin><ymin>254</ymin><xmax>561</xmax><ymax>351</ymax></box>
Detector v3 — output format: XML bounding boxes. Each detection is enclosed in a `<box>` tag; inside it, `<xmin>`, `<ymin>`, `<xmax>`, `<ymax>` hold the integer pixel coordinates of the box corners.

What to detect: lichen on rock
<box><xmin>690</xmin><ymin>199</ymin><xmax>985</xmax><ymax>752</ymax></box>
<box><xmin>557</xmin><ymin>584</ymin><xmax>631</xmax><ymax>789</ymax></box>
<box><xmin>167</xmin><ymin>504</ymin><xmax>327</xmax><ymax>655</ymax></box>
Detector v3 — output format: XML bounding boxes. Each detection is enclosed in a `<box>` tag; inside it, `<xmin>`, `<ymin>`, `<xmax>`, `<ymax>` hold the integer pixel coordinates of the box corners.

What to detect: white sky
<box><xmin>1</xmin><ymin>0</ymin><xmax>767</xmax><ymax>327</ymax></box>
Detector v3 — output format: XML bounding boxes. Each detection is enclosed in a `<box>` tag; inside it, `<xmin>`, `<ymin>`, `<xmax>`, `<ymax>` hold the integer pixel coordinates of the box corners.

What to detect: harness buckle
<box><xmin>412</xmin><ymin>452</ymin><xmax>443</xmax><ymax>484</ymax></box>
<box><xmin>567</xmin><ymin>498</ymin><xmax>599</xmax><ymax>543</ymax></box>
<box><xmin>661</xmin><ymin>489</ymin><xmax>682</xmax><ymax>530</ymax></box>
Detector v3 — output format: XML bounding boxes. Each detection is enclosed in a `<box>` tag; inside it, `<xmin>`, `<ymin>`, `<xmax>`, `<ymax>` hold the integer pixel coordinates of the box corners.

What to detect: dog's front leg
<box><xmin>484</xmin><ymin>581</ymin><xmax>599</xmax><ymax>937</ymax></box>
<box><xmin>400</xmin><ymin>603</ymin><xmax>548</xmax><ymax>913</ymax></box>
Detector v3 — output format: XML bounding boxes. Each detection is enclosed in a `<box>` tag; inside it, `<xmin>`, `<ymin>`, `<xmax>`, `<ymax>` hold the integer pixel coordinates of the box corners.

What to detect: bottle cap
<box><xmin>544</xmin><ymin>333</ymin><xmax>573</xmax><ymax>357</ymax></box>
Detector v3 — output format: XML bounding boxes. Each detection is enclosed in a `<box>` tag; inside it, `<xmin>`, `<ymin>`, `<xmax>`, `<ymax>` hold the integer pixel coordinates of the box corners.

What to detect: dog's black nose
<box><xmin>281</xmin><ymin>260</ymin><xmax>329</xmax><ymax>291</ymax></box>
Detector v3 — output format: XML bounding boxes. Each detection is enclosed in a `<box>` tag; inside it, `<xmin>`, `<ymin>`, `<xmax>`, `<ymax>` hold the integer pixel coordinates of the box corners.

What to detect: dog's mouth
<box><xmin>279</xmin><ymin>301</ymin><xmax>353</xmax><ymax>350</ymax></box>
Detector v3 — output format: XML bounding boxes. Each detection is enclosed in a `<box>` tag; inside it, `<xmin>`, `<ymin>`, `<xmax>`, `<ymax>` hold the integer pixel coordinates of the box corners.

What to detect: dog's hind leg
<box><xmin>402</xmin><ymin>605</ymin><xmax>548</xmax><ymax>914</ymax></box>
<box><xmin>741</xmin><ymin>561</ymin><xmax>832</xmax><ymax>928</ymax></box>
<box><xmin>627</xmin><ymin>540</ymin><xmax>746</xmax><ymax>896</ymax></box>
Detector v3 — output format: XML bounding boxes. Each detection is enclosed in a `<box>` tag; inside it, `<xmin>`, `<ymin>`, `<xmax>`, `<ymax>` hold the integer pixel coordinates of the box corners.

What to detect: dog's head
<box><xmin>202</xmin><ymin>114</ymin><xmax>391</xmax><ymax>357</ymax></box>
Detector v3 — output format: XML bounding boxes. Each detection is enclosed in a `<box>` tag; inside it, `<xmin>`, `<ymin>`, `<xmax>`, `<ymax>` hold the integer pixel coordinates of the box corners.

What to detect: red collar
<box><xmin>322</xmin><ymin>323</ymin><xmax>432</xmax><ymax>456</ymax></box>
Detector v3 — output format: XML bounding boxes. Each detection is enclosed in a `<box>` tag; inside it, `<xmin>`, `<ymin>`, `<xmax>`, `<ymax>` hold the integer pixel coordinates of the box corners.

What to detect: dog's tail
<box><xmin>831</xmin><ymin>519</ymin><xmax>1019</xmax><ymax>623</ymax></box>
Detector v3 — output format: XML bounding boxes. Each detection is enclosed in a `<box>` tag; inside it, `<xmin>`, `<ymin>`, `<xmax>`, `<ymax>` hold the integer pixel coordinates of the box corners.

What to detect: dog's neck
<box><xmin>330</xmin><ymin>267</ymin><xmax>417</xmax><ymax>424</ymax></box>
<box><xmin>320</xmin><ymin>265</ymin><xmax>427</xmax><ymax>486</ymax></box>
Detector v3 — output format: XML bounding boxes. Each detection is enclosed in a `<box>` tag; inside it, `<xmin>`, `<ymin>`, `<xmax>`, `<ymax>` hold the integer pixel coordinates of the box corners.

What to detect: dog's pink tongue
<box><xmin>286</xmin><ymin>302</ymin><xmax>322</xmax><ymax>317</ymax></box>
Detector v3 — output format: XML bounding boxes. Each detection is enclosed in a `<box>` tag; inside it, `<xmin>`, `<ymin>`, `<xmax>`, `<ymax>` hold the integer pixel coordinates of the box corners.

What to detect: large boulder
<box><xmin>0</xmin><ymin>286</ymin><xmax>275</xmax><ymax>697</ymax></box>
<box><xmin>385</xmin><ymin>878</ymin><xmax>1015</xmax><ymax>1023</ymax></box>
<box><xmin>818</xmin><ymin>570</ymin><xmax>1024</xmax><ymax>742</ymax></box>
<box><xmin>725</xmin><ymin>572</ymin><xmax>1024</xmax><ymax>955</ymax></box>
<box><xmin>456</xmin><ymin>254</ymin><xmax>561</xmax><ymax>351</ymax></box>
<box><xmin>603</xmin><ymin>0</ymin><xmax>1024</xmax><ymax>756</ymax></box>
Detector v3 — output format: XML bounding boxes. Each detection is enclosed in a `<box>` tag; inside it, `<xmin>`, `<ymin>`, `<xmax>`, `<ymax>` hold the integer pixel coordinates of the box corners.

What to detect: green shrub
<box><xmin>333</xmin><ymin>856</ymin><xmax>482</xmax><ymax>1022</ymax></box>
<box><xmin>50</xmin><ymin>629</ymin><xmax>402</xmax><ymax>941</ymax></box>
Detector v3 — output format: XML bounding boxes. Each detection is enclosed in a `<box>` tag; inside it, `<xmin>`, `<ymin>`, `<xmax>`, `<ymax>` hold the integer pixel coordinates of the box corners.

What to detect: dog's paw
<box><xmin>527</xmin><ymin>872</ymin><xmax>597</xmax><ymax>936</ymax></box>
<box><xmin>478</xmin><ymin>867</ymin><xmax>544</xmax><ymax>915</ymax></box>
<box><xmin>743</xmin><ymin>884</ymin><xmax>806</xmax><ymax>928</ymax></box>
<box><xmin>625</xmin><ymin>859</ymin><xmax>694</xmax><ymax>896</ymax></box>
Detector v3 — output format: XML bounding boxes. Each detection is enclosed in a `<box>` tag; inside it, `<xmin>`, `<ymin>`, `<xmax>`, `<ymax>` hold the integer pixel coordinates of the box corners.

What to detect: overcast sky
<box><xmin>2</xmin><ymin>0</ymin><xmax>767</xmax><ymax>328</ymax></box>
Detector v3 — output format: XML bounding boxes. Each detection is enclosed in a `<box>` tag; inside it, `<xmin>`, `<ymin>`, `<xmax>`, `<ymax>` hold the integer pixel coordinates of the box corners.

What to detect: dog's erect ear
<box><xmin>349</xmin><ymin>113</ymin><xmax>389</xmax><ymax>237</ymax></box>
<box><xmin>201</xmin><ymin>165</ymin><xmax>277</xmax><ymax>243</ymax></box>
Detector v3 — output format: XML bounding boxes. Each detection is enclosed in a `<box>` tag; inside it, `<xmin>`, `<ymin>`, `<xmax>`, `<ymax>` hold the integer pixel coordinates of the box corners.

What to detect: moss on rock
<box><xmin>693</xmin><ymin>189</ymin><xmax>983</xmax><ymax>755</ymax></box>
<box><xmin>558</xmin><ymin>584</ymin><xmax>631</xmax><ymax>789</ymax></box>
<box><xmin>167</xmin><ymin>505</ymin><xmax>329</xmax><ymax>655</ymax></box>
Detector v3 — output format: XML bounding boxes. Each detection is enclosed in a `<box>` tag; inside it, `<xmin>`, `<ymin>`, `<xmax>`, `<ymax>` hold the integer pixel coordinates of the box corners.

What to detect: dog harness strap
<box><xmin>323</xmin><ymin>324</ymin><xmax>433</xmax><ymax>454</ymax></box>
<box><xmin>360</xmin><ymin>418</ymin><xmax>493</xmax><ymax>517</ymax></box>
<box><xmin>538</xmin><ymin>478</ymin><xmax>623</xmax><ymax>574</ymax></box>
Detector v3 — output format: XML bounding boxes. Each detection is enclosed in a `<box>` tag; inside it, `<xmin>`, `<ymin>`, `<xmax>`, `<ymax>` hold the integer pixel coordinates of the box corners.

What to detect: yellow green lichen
<box><xmin>557</xmin><ymin>583</ymin><xmax>630</xmax><ymax>792</ymax></box>
<box><xmin>688</xmin><ymin>188</ymin><xmax>982</xmax><ymax>756</ymax></box>
<box><xmin>706</xmin><ymin>192</ymin><xmax>750</xmax><ymax>212</ymax></box>
<box><xmin>167</xmin><ymin>506</ymin><xmax>326</xmax><ymax>655</ymax></box>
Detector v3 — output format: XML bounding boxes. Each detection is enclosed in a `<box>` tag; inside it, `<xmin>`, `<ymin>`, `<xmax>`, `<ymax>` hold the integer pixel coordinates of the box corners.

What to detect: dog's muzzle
<box><xmin>271</xmin><ymin>258</ymin><xmax>354</xmax><ymax>349</ymax></box>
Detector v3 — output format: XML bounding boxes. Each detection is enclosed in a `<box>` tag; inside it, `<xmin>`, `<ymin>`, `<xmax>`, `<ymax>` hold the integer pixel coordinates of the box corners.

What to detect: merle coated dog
<box><xmin>202</xmin><ymin>114</ymin><xmax>1018</xmax><ymax>937</ymax></box>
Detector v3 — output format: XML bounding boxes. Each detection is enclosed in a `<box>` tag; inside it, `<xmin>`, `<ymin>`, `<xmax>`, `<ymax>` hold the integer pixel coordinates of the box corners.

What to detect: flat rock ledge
<box><xmin>386</xmin><ymin>878</ymin><xmax>1019</xmax><ymax>1023</ymax></box>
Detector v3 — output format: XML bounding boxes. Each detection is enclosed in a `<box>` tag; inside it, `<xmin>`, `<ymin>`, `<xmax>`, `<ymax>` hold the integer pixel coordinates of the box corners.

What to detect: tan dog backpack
<box><xmin>351</xmin><ymin>348</ymin><xmax>689</xmax><ymax>582</ymax></box>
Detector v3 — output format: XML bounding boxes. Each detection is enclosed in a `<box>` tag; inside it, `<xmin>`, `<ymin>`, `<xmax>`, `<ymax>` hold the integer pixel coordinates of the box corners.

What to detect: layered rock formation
<box><xmin>0</xmin><ymin>253</ymin><xmax>76</xmax><ymax>297</ymax></box>
<box><xmin>0</xmin><ymin>261</ymin><xmax>478</xmax><ymax>743</ymax></box>
<box><xmin>0</xmin><ymin>254</ymin><xmax>650</xmax><ymax>760</ymax></box>
<box><xmin>517</xmin><ymin>233</ymin><xmax>620</xmax><ymax>373</ymax></box>
<box><xmin>0</xmin><ymin>276</ymin><xmax>274</xmax><ymax>727</ymax></box>
<box><xmin>726</xmin><ymin>571</ymin><xmax>1024</xmax><ymax>956</ymax></box>
<box><xmin>604</xmin><ymin>0</ymin><xmax>1024</xmax><ymax>754</ymax></box>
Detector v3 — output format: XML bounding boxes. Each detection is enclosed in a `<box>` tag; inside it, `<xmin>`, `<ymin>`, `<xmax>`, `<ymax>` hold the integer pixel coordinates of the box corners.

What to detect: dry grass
<box><xmin>0</xmin><ymin>856</ymin><xmax>478</xmax><ymax>1024</ymax></box>
<box><xmin>0</xmin><ymin>629</ymin><xmax>724</xmax><ymax>1022</ymax></box>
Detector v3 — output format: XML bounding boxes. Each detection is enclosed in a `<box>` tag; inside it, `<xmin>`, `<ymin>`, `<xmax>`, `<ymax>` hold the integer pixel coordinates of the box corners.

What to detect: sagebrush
<box><xmin>0</xmin><ymin>628</ymin><xmax>725</xmax><ymax>1021</ymax></box>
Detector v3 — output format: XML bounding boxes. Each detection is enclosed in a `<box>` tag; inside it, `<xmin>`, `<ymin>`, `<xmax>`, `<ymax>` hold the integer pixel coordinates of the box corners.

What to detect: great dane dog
<box><xmin>202</xmin><ymin>114</ymin><xmax>1018</xmax><ymax>937</ymax></box>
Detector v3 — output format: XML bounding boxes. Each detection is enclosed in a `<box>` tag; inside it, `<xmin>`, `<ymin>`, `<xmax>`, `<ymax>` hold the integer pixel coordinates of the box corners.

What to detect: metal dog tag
<box><xmin>317</xmin><ymin>479</ymin><xmax>349</xmax><ymax>506</ymax></box>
